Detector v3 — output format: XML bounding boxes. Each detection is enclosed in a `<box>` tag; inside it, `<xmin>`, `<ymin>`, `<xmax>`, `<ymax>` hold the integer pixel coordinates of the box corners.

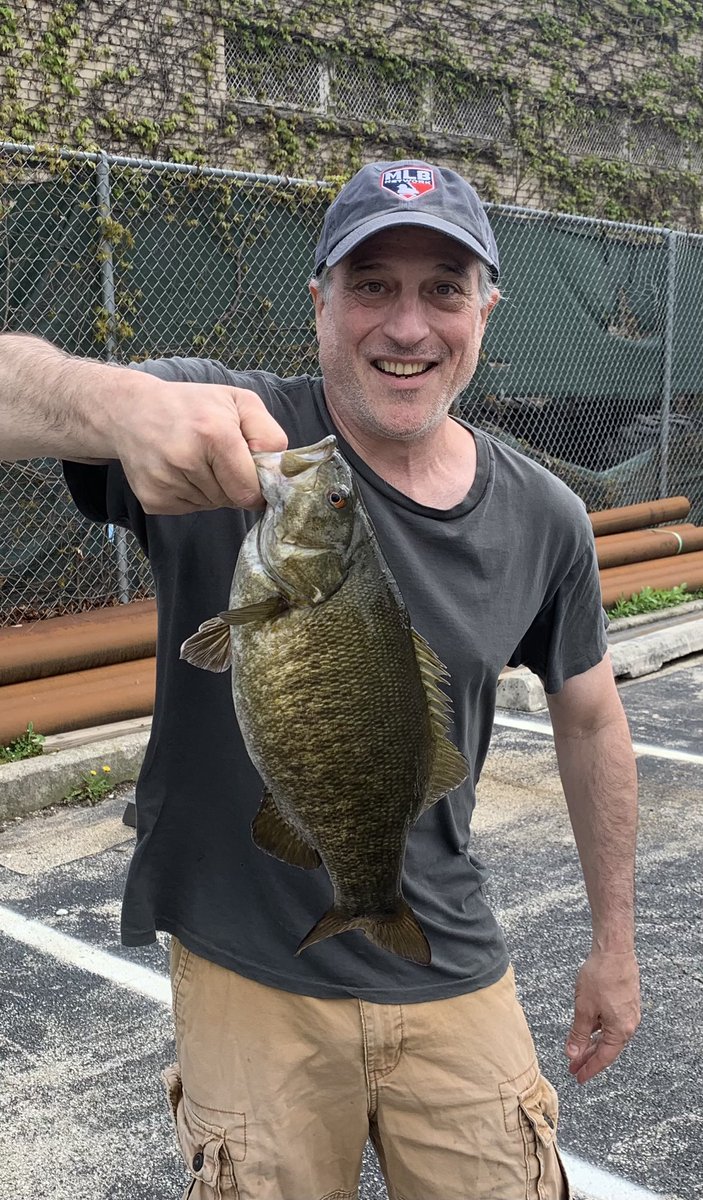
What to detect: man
<box><xmin>0</xmin><ymin>160</ymin><xmax>639</xmax><ymax>1200</ymax></box>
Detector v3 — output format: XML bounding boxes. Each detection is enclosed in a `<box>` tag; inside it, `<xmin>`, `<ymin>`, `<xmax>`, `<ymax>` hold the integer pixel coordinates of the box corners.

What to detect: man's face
<box><xmin>310</xmin><ymin>227</ymin><xmax>499</xmax><ymax>444</ymax></box>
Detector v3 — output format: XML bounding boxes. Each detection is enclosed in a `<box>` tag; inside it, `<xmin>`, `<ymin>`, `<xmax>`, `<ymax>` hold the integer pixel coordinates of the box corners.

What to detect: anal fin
<box><xmin>252</xmin><ymin>791</ymin><xmax>321</xmax><ymax>870</ymax></box>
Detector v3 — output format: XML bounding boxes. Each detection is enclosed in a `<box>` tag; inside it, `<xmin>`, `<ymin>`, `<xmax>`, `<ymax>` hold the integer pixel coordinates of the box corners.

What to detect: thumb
<box><xmin>566</xmin><ymin>1013</ymin><xmax>597</xmax><ymax>1060</ymax></box>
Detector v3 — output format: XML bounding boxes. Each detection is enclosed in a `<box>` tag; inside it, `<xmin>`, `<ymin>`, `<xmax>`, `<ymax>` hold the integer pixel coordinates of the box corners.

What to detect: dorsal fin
<box><xmin>411</xmin><ymin>628</ymin><xmax>470</xmax><ymax>812</ymax></box>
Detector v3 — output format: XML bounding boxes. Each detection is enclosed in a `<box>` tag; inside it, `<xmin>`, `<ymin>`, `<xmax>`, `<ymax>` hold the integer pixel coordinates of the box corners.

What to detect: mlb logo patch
<box><xmin>380</xmin><ymin>166</ymin><xmax>436</xmax><ymax>200</ymax></box>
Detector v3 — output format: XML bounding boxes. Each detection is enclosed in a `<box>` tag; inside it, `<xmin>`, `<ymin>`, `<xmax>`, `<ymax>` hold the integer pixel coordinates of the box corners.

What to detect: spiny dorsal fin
<box><xmin>411</xmin><ymin>628</ymin><xmax>469</xmax><ymax>812</ymax></box>
<box><xmin>251</xmin><ymin>790</ymin><xmax>321</xmax><ymax>870</ymax></box>
<box><xmin>180</xmin><ymin>616</ymin><xmax>232</xmax><ymax>673</ymax></box>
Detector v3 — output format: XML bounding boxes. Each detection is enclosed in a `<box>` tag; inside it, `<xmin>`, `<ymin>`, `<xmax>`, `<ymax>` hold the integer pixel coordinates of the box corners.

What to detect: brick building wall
<box><xmin>1</xmin><ymin>0</ymin><xmax>702</xmax><ymax>222</ymax></box>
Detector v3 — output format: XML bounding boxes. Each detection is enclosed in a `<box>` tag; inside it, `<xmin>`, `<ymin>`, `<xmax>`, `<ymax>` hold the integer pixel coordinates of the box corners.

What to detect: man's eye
<box><xmin>359</xmin><ymin>281</ymin><xmax>385</xmax><ymax>294</ymax></box>
<box><xmin>435</xmin><ymin>283</ymin><xmax>459</xmax><ymax>296</ymax></box>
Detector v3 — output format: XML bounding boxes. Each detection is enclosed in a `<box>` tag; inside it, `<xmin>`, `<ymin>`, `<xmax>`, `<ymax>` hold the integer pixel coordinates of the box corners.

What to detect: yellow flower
<box><xmin>102</xmin><ymin>765</ymin><xmax>111</xmax><ymax>773</ymax></box>
<box><xmin>90</xmin><ymin>770</ymin><xmax>97</xmax><ymax>776</ymax></box>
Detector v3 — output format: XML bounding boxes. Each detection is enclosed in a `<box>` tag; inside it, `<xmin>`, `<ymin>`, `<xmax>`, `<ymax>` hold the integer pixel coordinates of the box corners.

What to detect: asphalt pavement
<box><xmin>1</xmin><ymin>656</ymin><xmax>701</xmax><ymax>1200</ymax></box>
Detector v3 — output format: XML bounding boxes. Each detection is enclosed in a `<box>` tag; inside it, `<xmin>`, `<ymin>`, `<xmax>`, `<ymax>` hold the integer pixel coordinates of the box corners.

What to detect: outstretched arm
<box><xmin>0</xmin><ymin>333</ymin><xmax>287</xmax><ymax>512</ymax></box>
<box><xmin>547</xmin><ymin>653</ymin><xmax>641</xmax><ymax>1084</ymax></box>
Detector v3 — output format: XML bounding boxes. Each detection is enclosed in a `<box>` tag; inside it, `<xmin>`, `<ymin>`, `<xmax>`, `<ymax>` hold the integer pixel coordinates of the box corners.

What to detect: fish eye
<box><xmin>327</xmin><ymin>488</ymin><xmax>349</xmax><ymax>510</ymax></box>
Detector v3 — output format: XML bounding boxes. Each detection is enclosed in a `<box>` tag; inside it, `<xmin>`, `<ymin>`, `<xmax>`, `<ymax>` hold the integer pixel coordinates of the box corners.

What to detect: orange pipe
<box><xmin>601</xmin><ymin>552</ymin><xmax>703</xmax><ymax>608</ymax></box>
<box><xmin>0</xmin><ymin>657</ymin><xmax>156</xmax><ymax>744</ymax></box>
<box><xmin>0</xmin><ymin>600</ymin><xmax>157</xmax><ymax>686</ymax></box>
<box><xmin>596</xmin><ymin>524</ymin><xmax>703</xmax><ymax>569</ymax></box>
<box><xmin>589</xmin><ymin>496</ymin><xmax>690</xmax><ymax>537</ymax></box>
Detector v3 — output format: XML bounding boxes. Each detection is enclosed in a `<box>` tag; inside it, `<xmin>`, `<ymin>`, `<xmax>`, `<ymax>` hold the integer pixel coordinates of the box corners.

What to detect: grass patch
<box><xmin>0</xmin><ymin>723</ymin><xmax>45</xmax><ymax>764</ymax></box>
<box><xmin>606</xmin><ymin>584</ymin><xmax>703</xmax><ymax>620</ymax></box>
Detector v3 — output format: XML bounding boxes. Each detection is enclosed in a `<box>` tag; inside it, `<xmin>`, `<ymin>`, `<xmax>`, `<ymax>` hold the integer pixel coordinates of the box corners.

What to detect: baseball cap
<box><xmin>314</xmin><ymin>160</ymin><xmax>499</xmax><ymax>280</ymax></box>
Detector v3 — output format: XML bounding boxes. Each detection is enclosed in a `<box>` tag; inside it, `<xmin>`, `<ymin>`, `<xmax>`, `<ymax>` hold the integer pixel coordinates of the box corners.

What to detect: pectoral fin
<box><xmin>180</xmin><ymin>616</ymin><xmax>232</xmax><ymax>672</ymax></box>
<box><xmin>252</xmin><ymin>790</ymin><xmax>321</xmax><ymax>869</ymax></box>
<box><xmin>218</xmin><ymin>597</ymin><xmax>288</xmax><ymax>624</ymax></box>
<box><xmin>411</xmin><ymin>628</ymin><xmax>469</xmax><ymax>812</ymax></box>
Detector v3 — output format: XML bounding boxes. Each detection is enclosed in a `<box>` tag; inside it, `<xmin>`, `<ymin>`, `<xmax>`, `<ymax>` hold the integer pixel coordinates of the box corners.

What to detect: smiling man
<box><xmin>0</xmin><ymin>160</ymin><xmax>639</xmax><ymax>1200</ymax></box>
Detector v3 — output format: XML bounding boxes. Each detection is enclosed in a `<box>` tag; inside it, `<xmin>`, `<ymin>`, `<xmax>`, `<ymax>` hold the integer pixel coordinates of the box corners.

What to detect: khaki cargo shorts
<box><xmin>163</xmin><ymin>939</ymin><xmax>570</xmax><ymax>1200</ymax></box>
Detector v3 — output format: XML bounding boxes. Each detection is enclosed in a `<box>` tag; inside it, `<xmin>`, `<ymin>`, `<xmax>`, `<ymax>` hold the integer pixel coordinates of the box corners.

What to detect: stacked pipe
<box><xmin>1</xmin><ymin>494</ymin><xmax>701</xmax><ymax>744</ymax></box>
<box><xmin>0</xmin><ymin>600</ymin><xmax>157</xmax><ymax>744</ymax></box>
<box><xmin>593</xmin><ymin>496</ymin><xmax>703</xmax><ymax>609</ymax></box>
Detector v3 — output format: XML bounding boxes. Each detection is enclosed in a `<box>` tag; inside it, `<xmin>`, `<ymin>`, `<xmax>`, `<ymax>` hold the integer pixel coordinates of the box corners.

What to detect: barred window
<box><xmin>431</xmin><ymin>78</ymin><xmax>508</xmax><ymax>142</ymax></box>
<box><xmin>224</xmin><ymin>32</ymin><xmax>325</xmax><ymax>111</ymax></box>
<box><xmin>330</xmin><ymin>56</ymin><xmax>425</xmax><ymax>125</ymax></box>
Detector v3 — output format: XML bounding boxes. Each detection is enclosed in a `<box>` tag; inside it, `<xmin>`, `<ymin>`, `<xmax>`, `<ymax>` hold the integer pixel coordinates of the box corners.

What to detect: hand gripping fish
<box><xmin>180</xmin><ymin>436</ymin><xmax>468</xmax><ymax>964</ymax></box>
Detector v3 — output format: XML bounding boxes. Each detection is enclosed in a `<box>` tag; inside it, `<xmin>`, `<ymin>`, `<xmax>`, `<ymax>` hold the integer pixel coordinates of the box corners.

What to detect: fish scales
<box><xmin>231</xmin><ymin>540</ymin><xmax>434</xmax><ymax>909</ymax></box>
<box><xmin>180</xmin><ymin>435</ymin><xmax>468</xmax><ymax>964</ymax></box>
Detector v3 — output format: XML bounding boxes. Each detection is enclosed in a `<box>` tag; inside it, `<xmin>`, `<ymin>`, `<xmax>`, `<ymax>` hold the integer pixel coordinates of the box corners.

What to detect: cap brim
<box><xmin>321</xmin><ymin>211</ymin><xmax>499</xmax><ymax>280</ymax></box>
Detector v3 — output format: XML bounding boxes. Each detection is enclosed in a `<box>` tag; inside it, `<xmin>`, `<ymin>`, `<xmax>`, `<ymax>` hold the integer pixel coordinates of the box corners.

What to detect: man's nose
<box><xmin>381</xmin><ymin>294</ymin><xmax>431</xmax><ymax>346</ymax></box>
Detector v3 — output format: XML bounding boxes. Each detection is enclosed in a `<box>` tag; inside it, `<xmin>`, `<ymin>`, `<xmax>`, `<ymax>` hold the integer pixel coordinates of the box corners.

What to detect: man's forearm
<box><xmin>0</xmin><ymin>333</ymin><xmax>140</xmax><ymax>462</ymax></box>
<box><xmin>552</xmin><ymin>710</ymin><xmax>638</xmax><ymax>951</ymax></box>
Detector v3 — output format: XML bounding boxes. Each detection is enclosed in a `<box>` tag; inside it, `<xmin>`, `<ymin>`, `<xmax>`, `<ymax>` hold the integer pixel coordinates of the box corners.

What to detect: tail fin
<box><xmin>296</xmin><ymin>899</ymin><xmax>430</xmax><ymax>965</ymax></box>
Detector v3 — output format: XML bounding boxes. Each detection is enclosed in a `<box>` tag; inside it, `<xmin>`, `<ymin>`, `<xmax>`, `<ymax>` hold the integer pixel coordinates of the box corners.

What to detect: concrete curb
<box><xmin>496</xmin><ymin>616</ymin><xmax>703</xmax><ymax>712</ymax></box>
<box><xmin>609</xmin><ymin>615</ymin><xmax>703</xmax><ymax>679</ymax></box>
<box><xmin>0</xmin><ymin>730</ymin><xmax>149</xmax><ymax>824</ymax></box>
<box><xmin>2</xmin><ymin>617</ymin><xmax>702</xmax><ymax>824</ymax></box>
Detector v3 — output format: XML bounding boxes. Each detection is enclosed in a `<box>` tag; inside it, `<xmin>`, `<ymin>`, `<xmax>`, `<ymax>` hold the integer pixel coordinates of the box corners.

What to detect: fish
<box><xmin>180</xmin><ymin>435</ymin><xmax>468</xmax><ymax>964</ymax></box>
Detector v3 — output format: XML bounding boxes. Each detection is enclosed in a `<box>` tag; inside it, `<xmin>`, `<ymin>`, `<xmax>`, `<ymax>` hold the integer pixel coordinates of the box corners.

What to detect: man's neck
<box><xmin>328</xmin><ymin>409</ymin><xmax>477</xmax><ymax>510</ymax></box>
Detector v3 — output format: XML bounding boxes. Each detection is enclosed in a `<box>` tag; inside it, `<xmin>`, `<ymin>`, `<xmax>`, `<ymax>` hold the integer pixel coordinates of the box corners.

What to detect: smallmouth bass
<box><xmin>181</xmin><ymin>435</ymin><xmax>468</xmax><ymax>963</ymax></box>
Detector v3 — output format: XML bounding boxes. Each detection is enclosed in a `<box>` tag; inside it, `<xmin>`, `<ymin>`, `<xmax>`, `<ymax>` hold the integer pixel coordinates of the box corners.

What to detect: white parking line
<box><xmin>559</xmin><ymin>1152</ymin><xmax>667</xmax><ymax>1200</ymax></box>
<box><xmin>0</xmin><ymin>902</ymin><xmax>171</xmax><ymax>1004</ymax></box>
<box><xmin>494</xmin><ymin>713</ymin><xmax>703</xmax><ymax>765</ymax></box>
<box><xmin>0</xmin><ymin>902</ymin><xmax>667</xmax><ymax>1200</ymax></box>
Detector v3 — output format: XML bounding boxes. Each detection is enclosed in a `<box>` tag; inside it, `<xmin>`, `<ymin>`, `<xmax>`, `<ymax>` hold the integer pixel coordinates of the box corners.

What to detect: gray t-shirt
<box><xmin>63</xmin><ymin>359</ymin><xmax>608</xmax><ymax>1003</ymax></box>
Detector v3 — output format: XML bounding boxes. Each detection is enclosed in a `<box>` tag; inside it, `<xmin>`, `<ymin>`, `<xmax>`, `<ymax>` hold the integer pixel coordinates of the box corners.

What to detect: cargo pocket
<box><xmin>516</xmin><ymin>1074</ymin><xmax>571</xmax><ymax>1200</ymax></box>
<box><xmin>163</xmin><ymin>1063</ymin><xmax>246</xmax><ymax>1199</ymax></box>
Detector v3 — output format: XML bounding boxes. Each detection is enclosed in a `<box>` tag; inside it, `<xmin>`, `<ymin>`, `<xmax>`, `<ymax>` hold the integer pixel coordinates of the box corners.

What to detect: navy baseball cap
<box><xmin>314</xmin><ymin>160</ymin><xmax>499</xmax><ymax>280</ymax></box>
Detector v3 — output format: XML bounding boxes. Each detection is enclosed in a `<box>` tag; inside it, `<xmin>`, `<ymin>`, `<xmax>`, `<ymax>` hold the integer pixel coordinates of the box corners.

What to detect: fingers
<box><xmin>115</xmin><ymin>381</ymin><xmax>289</xmax><ymax>514</ymax></box>
<box><xmin>209</xmin><ymin>388</ymin><xmax>289</xmax><ymax>509</ymax></box>
<box><xmin>565</xmin><ymin>950</ymin><xmax>641</xmax><ymax>1085</ymax></box>
<box><xmin>567</xmin><ymin>1030</ymin><xmax>630</xmax><ymax>1085</ymax></box>
<box><xmin>235</xmin><ymin>388</ymin><xmax>289</xmax><ymax>455</ymax></box>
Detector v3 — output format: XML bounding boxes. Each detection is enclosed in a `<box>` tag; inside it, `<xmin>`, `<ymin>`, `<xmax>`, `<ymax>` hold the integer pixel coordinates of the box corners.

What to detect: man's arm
<box><xmin>0</xmin><ymin>333</ymin><xmax>287</xmax><ymax>512</ymax></box>
<box><xmin>546</xmin><ymin>652</ymin><xmax>641</xmax><ymax>1085</ymax></box>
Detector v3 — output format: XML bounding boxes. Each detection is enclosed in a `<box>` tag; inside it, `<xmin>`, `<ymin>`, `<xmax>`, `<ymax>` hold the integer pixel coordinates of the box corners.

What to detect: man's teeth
<box><xmin>375</xmin><ymin>361</ymin><xmax>432</xmax><ymax>376</ymax></box>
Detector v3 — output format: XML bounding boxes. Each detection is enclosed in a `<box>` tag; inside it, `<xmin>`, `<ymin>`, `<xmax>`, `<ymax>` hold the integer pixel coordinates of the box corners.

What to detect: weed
<box><xmin>63</xmin><ymin>763</ymin><xmax>113</xmax><ymax>805</ymax></box>
<box><xmin>606</xmin><ymin>584</ymin><xmax>703</xmax><ymax>620</ymax></box>
<box><xmin>0</xmin><ymin>723</ymin><xmax>45</xmax><ymax>764</ymax></box>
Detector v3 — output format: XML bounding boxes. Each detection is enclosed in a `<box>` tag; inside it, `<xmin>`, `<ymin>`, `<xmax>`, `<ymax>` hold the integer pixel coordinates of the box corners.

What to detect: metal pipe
<box><xmin>0</xmin><ymin>657</ymin><xmax>156</xmax><ymax>744</ymax></box>
<box><xmin>589</xmin><ymin>496</ymin><xmax>690</xmax><ymax>537</ymax></box>
<box><xmin>659</xmin><ymin>231</ymin><xmax>678</xmax><ymax>499</ymax></box>
<box><xmin>96</xmin><ymin>152</ymin><xmax>130</xmax><ymax>604</ymax></box>
<box><xmin>0</xmin><ymin>599</ymin><xmax>156</xmax><ymax>686</ymax></box>
<box><xmin>595</xmin><ymin>524</ymin><xmax>703</xmax><ymax>570</ymax></box>
<box><xmin>0</xmin><ymin>139</ymin><xmax>330</xmax><ymax>189</ymax></box>
<box><xmin>601</xmin><ymin>556</ymin><xmax>703</xmax><ymax>608</ymax></box>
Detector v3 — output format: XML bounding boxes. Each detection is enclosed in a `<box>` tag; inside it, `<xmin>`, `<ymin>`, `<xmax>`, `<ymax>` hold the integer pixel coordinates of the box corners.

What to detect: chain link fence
<box><xmin>1</xmin><ymin>141</ymin><xmax>703</xmax><ymax>624</ymax></box>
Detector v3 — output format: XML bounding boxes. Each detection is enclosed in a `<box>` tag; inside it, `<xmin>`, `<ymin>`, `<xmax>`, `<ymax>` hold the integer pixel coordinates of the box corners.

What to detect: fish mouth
<box><xmin>253</xmin><ymin>435</ymin><xmax>338</xmax><ymax>480</ymax></box>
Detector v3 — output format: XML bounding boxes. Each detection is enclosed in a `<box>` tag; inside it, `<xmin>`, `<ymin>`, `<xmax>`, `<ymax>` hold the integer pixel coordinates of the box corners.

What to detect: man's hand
<box><xmin>565</xmin><ymin>948</ymin><xmax>641</xmax><ymax>1084</ymax></box>
<box><xmin>111</xmin><ymin>381</ymin><xmax>288</xmax><ymax>514</ymax></box>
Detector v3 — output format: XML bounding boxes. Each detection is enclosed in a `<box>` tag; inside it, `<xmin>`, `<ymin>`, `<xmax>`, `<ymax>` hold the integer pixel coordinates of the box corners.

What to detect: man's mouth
<box><xmin>372</xmin><ymin>359</ymin><xmax>437</xmax><ymax>377</ymax></box>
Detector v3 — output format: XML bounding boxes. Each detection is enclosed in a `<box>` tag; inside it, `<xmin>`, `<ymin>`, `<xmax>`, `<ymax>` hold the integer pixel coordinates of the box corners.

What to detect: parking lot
<box><xmin>0</xmin><ymin>655</ymin><xmax>701</xmax><ymax>1200</ymax></box>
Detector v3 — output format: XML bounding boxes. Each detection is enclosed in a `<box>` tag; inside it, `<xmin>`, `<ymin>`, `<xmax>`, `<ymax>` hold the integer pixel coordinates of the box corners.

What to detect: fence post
<box><xmin>96</xmin><ymin>152</ymin><xmax>130</xmax><ymax>604</ymax></box>
<box><xmin>659</xmin><ymin>229</ymin><xmax>677</xmax><ymax>500</ymax></box>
